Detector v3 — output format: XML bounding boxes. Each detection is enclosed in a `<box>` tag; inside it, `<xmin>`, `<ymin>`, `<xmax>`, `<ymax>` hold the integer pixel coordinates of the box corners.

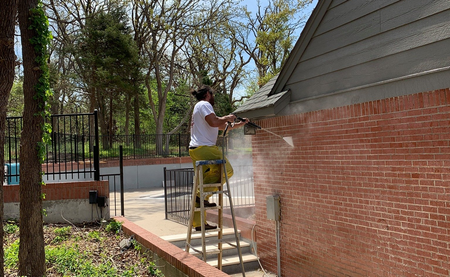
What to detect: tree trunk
<box><xmin>125</xmin><ymin>93</ymin><xmax>130</xmax><ymax>146</ymax></box>
<box><xmin>109</xmin><ymin>94</ymin><xmax>113</xmax><ymax>149</ymax></box>
<box><xmin>133</xmin><ymin>90</ymin><xmax>141</xmax><ymax>148</ymax></box>
<box><xmin>155</xmin><ymin>114</ymin><xmax>165</xmax><ymax>156</ymax></box>
<box><xmin>18</xmin><ymin>0</ymin><xmax>46</xmax><ymax>275</ymax></box>
<box><xmin>0</xmin><ymin>0</ymin><xmax>19</xmax><ymax>275</ymax></box>
<box><xmin>96</xmin><ymin>90</ymin><xmax>109</xmax><ymax>150</ymax></box>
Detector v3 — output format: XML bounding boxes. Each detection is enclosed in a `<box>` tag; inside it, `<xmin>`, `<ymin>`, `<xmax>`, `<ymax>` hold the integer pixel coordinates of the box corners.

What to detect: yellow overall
<box><xmin>189</xmin><ymin>145</ymin><xmax>234</xmax><ymax>228</ymax></box>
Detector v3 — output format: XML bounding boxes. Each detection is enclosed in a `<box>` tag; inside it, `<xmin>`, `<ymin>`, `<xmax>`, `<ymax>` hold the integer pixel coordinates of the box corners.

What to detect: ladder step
<box><xmin>194</xmin><ymin>206</ymin><xmax>221</xmax><ymax>212</ymax></box>
<box><xmin>195</xmin><ymin>160</ymin><xmax>226</xmax><ymax>166</ymax></box>
<box><xmin>187</xmin><ymin>240</ymin><xmax>251</xmax><ymax>256</ymax></box>
<box><xmin>192</xmin><ymin>227</ymin><xmax>222</xmax><ymax>234</ymax></box>
<box><xmin>187</xmin><ymin>240</ymin><xmax>250</xmax><ymax>254</ymax></box>
<box><xmin>162</xmin><ymin>228</ymin><xmax>238</xmax><ymax>242</ymax></box>
<box><xmin>201</xmin><ymin>182</ymin><xmax>222</xmax><ymax>188</ymax></box>
<box><xmin>201</xmin><ymin>190</ymin><xmax>225</xmax><ymax>196</ymax></box>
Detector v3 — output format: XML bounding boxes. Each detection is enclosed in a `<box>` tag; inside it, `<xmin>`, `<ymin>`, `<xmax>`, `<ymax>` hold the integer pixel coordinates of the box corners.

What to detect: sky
<box><xmin>234</xmin><ymin>0</ymin><xmax>319</xmax><ymax>99</ymax></box>
<box><xmin>241</xmin><ymin>0</ymin><xmax>318</xmax><ymax>17</ymax></box>
<box><xmin>240</xmin><ymin>0</ymin><xmax>319</xmax><ymax>39</ymax></box>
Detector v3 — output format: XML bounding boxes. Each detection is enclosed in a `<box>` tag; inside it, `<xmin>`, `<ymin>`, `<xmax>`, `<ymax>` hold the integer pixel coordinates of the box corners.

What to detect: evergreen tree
<box><xmin>75</xmin><ymin>3</ymin><xmax>142</xmax><ymax>148</ymax></box>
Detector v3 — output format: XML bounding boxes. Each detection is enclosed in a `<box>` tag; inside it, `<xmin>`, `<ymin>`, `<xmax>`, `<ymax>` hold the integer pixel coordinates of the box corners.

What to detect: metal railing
<box><xmin>97</xmin><ymin>133</ymin><xmax>191</xmax><ymax>160</ymax></box>
<box><xmin>3</xmin><ymin>112</ymin><xmax>199</xmax><ymax>183</ymax></box>
<box><xmin>163</xmin><ymin>168</ymin><xmax>196</xmax><ymax>225</ymax></box>
<box><xmin>100</xmin><ymin>146</ymin><xmax>125</xmax><ymax>217</ymax></box>
<box><xmin>163</xmin><ymin>165</ymin><xmax>255</xmax><ymax>226</ymax></box>
<box><xmin>3</xmin><ymin>112</ymin><xmax>253</xmax><ymax>223</ymax></box>
<box><xmin>4</xmin><ymin>112</ymin><xmax>100</xmax><ymax>183</ymax></box>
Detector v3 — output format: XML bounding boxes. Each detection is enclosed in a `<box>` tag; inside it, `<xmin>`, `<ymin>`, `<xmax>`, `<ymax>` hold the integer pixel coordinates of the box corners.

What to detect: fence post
<box><xmin>94</xmin><ymin>145</ymin><xmax>99</xmax><ymax>181</ymax></box>
<box><xmin>164</xmin><ymin>167</ymin><xmax>168</xmax><ymax>219</ymax></box>
<box><xmin>120</xmin><ymin>145</ymin><xmax>124</xmax><ymax>217</ymax></box>
<box><xmin>94</xmin><ymin>110</ymin><xmax>100</xmax><ymax>181</ymax></box>
<box><xmin>94</xmin><ymin>109</ymin><xmax>99</xmax><ymax>150</ymax></box>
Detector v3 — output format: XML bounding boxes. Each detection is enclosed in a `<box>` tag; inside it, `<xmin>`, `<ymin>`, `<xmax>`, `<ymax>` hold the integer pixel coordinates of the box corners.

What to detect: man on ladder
<box><xmin>188</xmin><ymin>85</ymin><xmax>248</xmax><ymax>231</ymax></box>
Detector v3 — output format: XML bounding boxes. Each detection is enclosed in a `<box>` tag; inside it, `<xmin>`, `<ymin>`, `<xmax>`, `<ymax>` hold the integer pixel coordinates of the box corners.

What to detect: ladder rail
<box><xmin>223</xmin><ymin>161</ymin><xmax>246</xmax><ymax>276</ymax></box>
<box><xmin>218</xmin><ymin>166</ymin><xmax>224</xmax><ymax>270</ymax></box>
<box><xmin>185</xmin><ymin>159</ymin><xmax>246</xmax><ymax>277</ymax></box>
<box><xmin>199</xmin><ymin>165</ymin><xmax>207</xmax><ymax>261</ymax></box>
<box><xmin>185</xmin><ymin>165</ymin><xmax>199</xmax><ymax>253</ymax></box>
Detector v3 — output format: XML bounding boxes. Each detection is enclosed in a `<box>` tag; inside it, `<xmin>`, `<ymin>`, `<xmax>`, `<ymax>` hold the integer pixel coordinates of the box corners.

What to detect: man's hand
<box><xmin>225</xmin><ymin>114</ymin><xmax>237</xmax><ymax>122</ymax></box>
<box><xmin>240</xmin><ymin>117</ymin><xmax>250</xmax><ymax>124</ymax></box>
<box><xmin>228</xmin><ymin>116</ymin><xmax>249</xmax><ymax>130</ymax></box>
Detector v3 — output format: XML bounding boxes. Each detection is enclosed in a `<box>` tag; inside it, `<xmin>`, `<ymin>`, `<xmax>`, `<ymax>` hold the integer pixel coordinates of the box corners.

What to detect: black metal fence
<box><xmin>163</xmin><ymin>165</ymin><xmax>255</xmax><ymax>226</ymax></box>
<box><xmin>3</xmin><ymin>112</ymin><xmax>197</xmax><ymax>184</ymax></box>
<box><xmin>4</xmin><ymin>112</ymin><xmax>100</xmax><ymax>184</ymax></box>
<box><xmin>100</xmin><ymin>146</ymin><xmax>125</xmax><ymax>217</ymax></box>
<box><xmin>97</xmin><ymin>133</ymin><xmax>191</xmax><ymax>160</ymax></box>
<box><xmin>3</xmin><ymin>112</ymin><xmax>254</xmax><ymax>222</ymax></box>
<box><xmin>163</xmin><ymin>168</ymin><xmax>196</xmax><ymax>225</ymax></box>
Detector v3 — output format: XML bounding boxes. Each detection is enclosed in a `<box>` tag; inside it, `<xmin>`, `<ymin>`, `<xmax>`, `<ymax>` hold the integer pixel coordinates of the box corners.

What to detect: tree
<box><xmin>132</xmin><ymin>0</ymin><xmax>237</xmax><ymax>154</ymax></box>
<box><xmin>164</xmin><ymin>81</ymin><xmax>193</xmax><ymax>133</ymax></box>
<box><xmin>235</xmin><ymin>0</ymin><xmax>313</xmax><ymax>87</ymax></box>
<box><xmin>0</xmin><ymin>0</ymin><xmax>19</xmax><ymax>274</ymax></box>
<box><xmin>44</xmin><ymin>0</ymin><xmax>101</xmax><ymax>115</ymax></box>
<box><xmin>183</xmin><ymin>4</ymin><xmax>252</xmax><ymax>110</ymax></box>
<box><xmin>40</xmin><ymin>0</ymin><xmax>310</xmax><ymax>138</ymax></box>
<box><xmin>48</xmin><ymin>50</ymin><xmax>84</xmax><ymax>114</ymax></box>
<box><xmin>75</xmin><ymin>4</ymin><xmax>142</xmax><ymax>149</ymax></box>
<box><xmin>17</xmin><ymin>0</ymin><xmax>52</xmax><ymax>275</ymax></box>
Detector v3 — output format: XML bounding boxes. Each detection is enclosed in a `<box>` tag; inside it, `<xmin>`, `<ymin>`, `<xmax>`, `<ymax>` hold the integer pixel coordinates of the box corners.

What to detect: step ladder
<box><xmin>186</xmin><ymin>159</ymin><xmax>246</xmax><ymax>276</ymax></box>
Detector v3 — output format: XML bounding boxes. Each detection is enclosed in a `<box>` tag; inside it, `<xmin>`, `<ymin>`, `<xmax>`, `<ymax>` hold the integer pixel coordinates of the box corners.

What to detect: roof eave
<box><xmin>236</xmin><ymin>90</ymin><xmax>291</xmax><ymax>120</ymax></box>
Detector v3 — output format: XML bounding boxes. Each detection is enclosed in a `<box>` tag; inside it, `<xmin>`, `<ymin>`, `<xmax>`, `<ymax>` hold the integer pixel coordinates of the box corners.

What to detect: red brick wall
<box><xmin>3</xmin><ymin>181</ymin><xmax>108</xmax><ymax>203</ymax></box>
<box><xmin>252</xmin><ymin>89</ymin><xmax>450</xmax><ymax>276</ymax></box>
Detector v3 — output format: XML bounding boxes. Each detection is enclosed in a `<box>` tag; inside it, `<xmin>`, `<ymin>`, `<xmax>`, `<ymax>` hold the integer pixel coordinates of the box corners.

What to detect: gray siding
<box><xmin>285</xmin><ymin>0</ymin><xmax>450</xmax><ymax>107</ymax></box>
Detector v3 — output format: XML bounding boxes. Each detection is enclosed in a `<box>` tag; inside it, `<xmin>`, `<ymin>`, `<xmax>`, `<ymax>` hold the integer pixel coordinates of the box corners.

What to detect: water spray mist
<box><xmin>234</xmin><ymin>114</ymin><xmax>294</xmax><ymax>147</ymax></box>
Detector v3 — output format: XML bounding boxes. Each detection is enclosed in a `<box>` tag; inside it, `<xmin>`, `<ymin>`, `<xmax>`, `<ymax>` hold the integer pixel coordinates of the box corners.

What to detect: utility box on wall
<box><xmin>266</xmin><ymin>195</ymin><xmax>281</xmax><ymax>221</ymax></box>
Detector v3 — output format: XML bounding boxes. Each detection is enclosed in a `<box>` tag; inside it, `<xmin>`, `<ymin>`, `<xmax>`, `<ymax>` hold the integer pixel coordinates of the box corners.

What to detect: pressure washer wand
<box><xmin>223</xmin><ymin>122</ymin><xmax>231</xmax><ymax>137</ymax></box>
<box><xmin>232</xmin><ymin>114</ymin><xmax>261</xmax><ymax>129</ymax></box>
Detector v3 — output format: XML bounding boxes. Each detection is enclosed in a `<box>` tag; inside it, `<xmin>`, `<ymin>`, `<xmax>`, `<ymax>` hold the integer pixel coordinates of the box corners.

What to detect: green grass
<box><xmin>52</xmin><ymin>226</ymin><xmax>72</xmax><ymax>243</ymax></box>
<box><xmin>3</xmin><ymin>221</ymin><xmax>164</xmax><ymax>277</ymax></box>
<box><xmin>3</xmin><ymin>221</ymin><xmax>19</xmax><ymax>234</ymax></box>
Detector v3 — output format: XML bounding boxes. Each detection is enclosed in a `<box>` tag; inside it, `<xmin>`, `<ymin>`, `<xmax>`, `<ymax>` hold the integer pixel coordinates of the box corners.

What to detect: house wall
<box><xmin>282</xmin><ymin>0</ymin><xmax>450</xmax><ymax>114</ymax></box>
<box><xmin>252</xmin><ymin>88</ymin><xmax>450</xmax><ymax>276</ymax></box>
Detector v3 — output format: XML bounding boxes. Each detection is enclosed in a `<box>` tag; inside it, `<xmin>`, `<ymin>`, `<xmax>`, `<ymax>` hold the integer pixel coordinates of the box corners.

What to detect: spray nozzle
<box><xmin>232</xmin><ymin>113</ymin><xmax>261</xmax><ymax>129</ymax></box>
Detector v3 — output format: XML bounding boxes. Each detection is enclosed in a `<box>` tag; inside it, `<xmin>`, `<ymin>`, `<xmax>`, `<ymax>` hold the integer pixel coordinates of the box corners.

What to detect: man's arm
<box><xmin>205</xmin><ymin>113</ymin><xmax>235</xmax><ymax>130</ymax></box>
<box><xmin>205</xmin><ymin>113</ymin><xmax>249</xmax><ymax>130</ymax></box>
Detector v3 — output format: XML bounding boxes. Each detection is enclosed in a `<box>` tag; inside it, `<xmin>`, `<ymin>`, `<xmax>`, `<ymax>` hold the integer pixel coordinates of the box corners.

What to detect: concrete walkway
<box><xmin>111</xmin><ymin>188</ymin><xmax>276</xmax><ymax>277</ymax></box>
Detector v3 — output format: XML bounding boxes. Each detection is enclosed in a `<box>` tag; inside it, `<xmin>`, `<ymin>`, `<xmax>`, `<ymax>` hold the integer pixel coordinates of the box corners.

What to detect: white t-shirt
<box><xmin>189</xmin><ymin>101</ymin><xmax>218</xmax><ymax>147</ymax></box>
